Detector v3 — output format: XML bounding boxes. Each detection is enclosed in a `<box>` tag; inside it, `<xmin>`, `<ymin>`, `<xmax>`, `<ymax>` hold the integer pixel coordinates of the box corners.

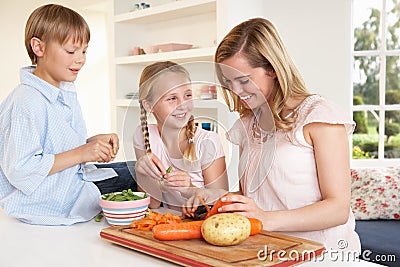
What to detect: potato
<box><xmin>201</xmin><ymin>213</ymin><xmax>251</xmax><ymax>246</ymax></box>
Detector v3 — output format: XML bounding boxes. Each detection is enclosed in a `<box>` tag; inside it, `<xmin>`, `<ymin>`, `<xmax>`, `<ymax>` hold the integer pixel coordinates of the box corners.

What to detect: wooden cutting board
<box><xmin>100</xmin><ymin>226</ymin><xmax>325</xmax><ymax>266</ymax></box>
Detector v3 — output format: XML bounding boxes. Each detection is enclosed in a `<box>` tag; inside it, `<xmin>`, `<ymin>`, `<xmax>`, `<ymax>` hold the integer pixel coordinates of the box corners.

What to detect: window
<box><xmin>352</xmin><ymin>0</ymin><xmax>400</xmax><ymax>163</ymax></box>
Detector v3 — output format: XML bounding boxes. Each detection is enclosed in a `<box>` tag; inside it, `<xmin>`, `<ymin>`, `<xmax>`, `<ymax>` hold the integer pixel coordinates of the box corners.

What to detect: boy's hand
<box><xmin>79</xmin><ymin>139</ymin><xmax>114</xmax><ymax>163</ymax></box>
<box><xmin>87</xmin><ymin>133</ymin><xmax>119</xmax><ymax>159</ymax></box>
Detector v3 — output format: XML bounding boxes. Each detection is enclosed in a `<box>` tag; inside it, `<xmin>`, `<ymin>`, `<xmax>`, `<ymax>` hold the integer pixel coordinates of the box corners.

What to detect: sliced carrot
<box><xmin>130</xmin><ymin>218</ymin><xmax>156</xmax><ymax>230</ymax></box>
<box><xmin>129</xmin><ymin>210</ymin><xmax>182</xmax><ymax>230</ymax></box>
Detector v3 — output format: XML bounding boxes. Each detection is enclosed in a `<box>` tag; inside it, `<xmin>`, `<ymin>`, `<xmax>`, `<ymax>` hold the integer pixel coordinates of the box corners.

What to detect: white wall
<box><xmin>0</xmin><ymin>0</ymin><xmax>351</xmax><ymax>135</ymax></box>
<box><xmin>0</xmin><ymin>0</ymin><xmax>110</xmax><ymax>137</ymax></box>
<box><xmin>217</xmin><ymin>0</ymin><xmax>351</xmax><ymax>113</ymax></box>
<box><xmin>261</xmin><ymin>0</ymin><xmax>352</xmax><ymax>113</ymax></box>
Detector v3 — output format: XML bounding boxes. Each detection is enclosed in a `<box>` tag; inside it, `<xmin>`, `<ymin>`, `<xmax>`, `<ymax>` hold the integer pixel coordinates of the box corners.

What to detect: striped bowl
<box><xmin>99</xmin><ymin>192</ymin><xmax>150</xmax><ymax>226</ymax></box>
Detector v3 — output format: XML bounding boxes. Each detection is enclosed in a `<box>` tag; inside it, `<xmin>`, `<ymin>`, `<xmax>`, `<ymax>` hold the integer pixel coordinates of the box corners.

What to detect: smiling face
<box><xmin>33</xmin><ymin>37</ymin><xmax>88</xmax><ymax>88</ymax></box>
<box><xmin>145</xmin><ymin>72</ymin><xmax>194</xmax><ymax>132</ymax></box>
<box><xmin>220</xmin><ymin>53</ymin><xmax>276</xmax><ymax>110</ymax></box>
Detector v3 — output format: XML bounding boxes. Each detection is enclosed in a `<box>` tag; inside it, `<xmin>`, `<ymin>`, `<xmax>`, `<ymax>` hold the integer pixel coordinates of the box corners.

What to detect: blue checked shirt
<box><xmin>0</xmin><ymin>66</ymin><xmax>116</xmax><ymax>225</ymax></box>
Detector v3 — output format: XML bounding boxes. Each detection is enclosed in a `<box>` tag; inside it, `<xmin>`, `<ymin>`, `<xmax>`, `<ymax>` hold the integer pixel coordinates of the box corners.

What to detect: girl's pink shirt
<box><xmin>133</xmin><ymin>124</ymin><xmax>225</xmax><ymax>188</ymax></box>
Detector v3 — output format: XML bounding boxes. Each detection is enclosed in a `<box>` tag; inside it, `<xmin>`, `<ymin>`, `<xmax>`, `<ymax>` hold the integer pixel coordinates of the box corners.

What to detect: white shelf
<box><xmin>115</xmin><ymin>99</ymin><xmax>139</xmax><ymax>107</ymax></box>
<box><xmin>114</xmin><ymin>0</ymin><xmax>216</xmax><ymax>23</ymax></box>
<box><xmin>115</xmin><ymin>98</ymin><xmax>220</xmax><ymax>109</ymax></box>
<box><xmin>116</xmin><ymin>47</ymin><xmax>216</xmax><ymax>65</ymax></box>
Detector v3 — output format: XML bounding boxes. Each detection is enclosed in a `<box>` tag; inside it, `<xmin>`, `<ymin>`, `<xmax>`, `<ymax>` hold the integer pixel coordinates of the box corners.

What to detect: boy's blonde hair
<box><xmin>215</xmin><ymin>18</ymin><xmax>312</xmax><ymax>131</ymax></box>
<box><xmin>138</xmin><ymin>61</ymin><xmax>197</xmax><ymax>161</ymax></box>
<box><xmin>25</xmin><ymin>4</ymin><xmax>90</xmax><ymax>65</ymax></box>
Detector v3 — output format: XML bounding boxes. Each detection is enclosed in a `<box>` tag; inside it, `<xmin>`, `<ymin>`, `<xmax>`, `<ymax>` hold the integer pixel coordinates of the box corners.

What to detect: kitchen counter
<box><xmin>0</xmin><ymin>209</ymin><xmax>384</xmax><ymax>267</ymax></box>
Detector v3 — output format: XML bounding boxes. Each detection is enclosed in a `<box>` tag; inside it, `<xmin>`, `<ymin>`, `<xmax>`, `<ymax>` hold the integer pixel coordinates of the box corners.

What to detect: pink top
<box><xmin>227</xmin><ymin>95</ymin><xmax>361</xmax><ymax>252</ymax></box>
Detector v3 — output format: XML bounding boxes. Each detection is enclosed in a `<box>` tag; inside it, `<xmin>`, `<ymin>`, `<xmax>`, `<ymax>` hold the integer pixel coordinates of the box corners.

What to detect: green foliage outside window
<box><xmin>352</xmin><ymin>145</ymin><xmax>374</xmax><ymax>159</ymax></box>
<box><xmin>353</xmin><ymin>96</ymin><xmax>368</xmax><ymax>134</ymax></box>
<box><xmin>353</xmin><ymin>0</ymin><xmax>400</xmax><ymax>159</ymax></box>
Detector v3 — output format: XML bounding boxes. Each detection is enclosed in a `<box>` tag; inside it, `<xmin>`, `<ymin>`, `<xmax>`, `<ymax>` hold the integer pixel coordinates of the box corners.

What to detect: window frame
<box><xmin>351</xmin><ymin>0</ymin><xmax>400</xmax><ymax>167</ymax></box>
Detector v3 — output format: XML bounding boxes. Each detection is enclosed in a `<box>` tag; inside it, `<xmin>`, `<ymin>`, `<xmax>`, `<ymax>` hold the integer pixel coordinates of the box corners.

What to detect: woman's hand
<box><xmin>218</xmin><ymin>194</ymin><xmax>265</xmax><ymax>219</ymax></box>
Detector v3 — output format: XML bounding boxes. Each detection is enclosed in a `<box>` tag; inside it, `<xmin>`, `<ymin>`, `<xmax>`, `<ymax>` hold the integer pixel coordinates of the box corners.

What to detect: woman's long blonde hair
<box><xmin>138</xmin><ymin>61</ymin><xmax>197</xmax><ymax>161</ymax></box>
<box><xmin>215</xmin><ymin>18</ymin><xmax>312</xmax><ymax>130</ymax></box>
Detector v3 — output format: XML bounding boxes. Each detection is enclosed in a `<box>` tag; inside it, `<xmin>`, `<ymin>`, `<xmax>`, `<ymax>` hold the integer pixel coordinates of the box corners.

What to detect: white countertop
<box><xmin>0</xmin><ymin>209</ymin><xmax>384</xmax><ymax>267</ymax></box>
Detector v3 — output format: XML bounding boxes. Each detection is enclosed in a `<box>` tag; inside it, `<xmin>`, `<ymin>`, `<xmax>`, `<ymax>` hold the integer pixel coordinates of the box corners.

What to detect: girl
<box><xmin>184</xmin><ymin>18</ymin><xmax>361</xmax><ymax>254</ymax></box>
<box><xmin>133</xmin><ymin>61</ymin><xmax>228</xmax><ymax>210</ymax></box>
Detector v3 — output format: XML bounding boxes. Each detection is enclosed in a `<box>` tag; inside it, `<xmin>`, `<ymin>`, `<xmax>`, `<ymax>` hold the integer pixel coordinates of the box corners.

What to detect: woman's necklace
<box><xmin>252</xmin><ymin>109</ymin><xmax>275</xmax><ymax>143</ymax></box>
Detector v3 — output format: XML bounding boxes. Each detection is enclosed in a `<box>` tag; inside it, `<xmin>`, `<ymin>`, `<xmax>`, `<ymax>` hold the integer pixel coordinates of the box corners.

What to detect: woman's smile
<box><xmin>240</xmin><ymin>94</ymin><xmax>253</xmax><ymax>101</ymax></box>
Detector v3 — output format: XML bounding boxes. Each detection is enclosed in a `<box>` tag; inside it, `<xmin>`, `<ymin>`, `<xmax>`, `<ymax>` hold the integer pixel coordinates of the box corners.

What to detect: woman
<box><xmin>184</xmin><ymin>18</ymin><xmax>360</xmax><ymax>254</ymax></box>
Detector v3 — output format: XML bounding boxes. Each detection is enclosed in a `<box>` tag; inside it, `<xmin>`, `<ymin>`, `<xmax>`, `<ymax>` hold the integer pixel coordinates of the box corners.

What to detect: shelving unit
<box><xmin>109</xmin><ymin>0</ymin><xmax>265</xmax><ymax>187</ymax></box>
<box><xmin>109</xmin><ymin>0</ymin><xmax>223</xmax><ymax>162</ymax></box>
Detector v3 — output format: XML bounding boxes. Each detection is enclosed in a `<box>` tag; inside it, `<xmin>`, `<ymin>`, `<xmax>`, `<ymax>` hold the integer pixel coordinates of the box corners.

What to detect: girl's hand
<box><xmin>182</xmin><ymin>188</ymin><xmax>228</xmax><ymax>218</ymax></box>
<box><xmin>135</xmin><ymin>152</ymin><xmax>166</xmax><ymax>180</ymax></box>
<box><xmin>218</xmin><ymin>194</ymin><xmax>264</xmax><ymax>219</ymax></box>
<box><xmin>163</xmin><ymin>169</ymin><xmax>192</xmax><ymax>188</ymax></box>
<box><xmin>78</xmin><ymin>139</ymin><xmax>114</xmax><ymax>163</ymax></box>
<box><xmin>87</xmin><ymin>133</ymin><xmax>119</xmax><ymax>159</ymax></box>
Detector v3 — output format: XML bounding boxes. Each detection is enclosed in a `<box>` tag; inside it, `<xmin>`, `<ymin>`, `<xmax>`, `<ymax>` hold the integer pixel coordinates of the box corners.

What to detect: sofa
<box><xmin>350</xmin><ymin>166</ymin><xmax>400</xmax><ymax>266</ymax></box>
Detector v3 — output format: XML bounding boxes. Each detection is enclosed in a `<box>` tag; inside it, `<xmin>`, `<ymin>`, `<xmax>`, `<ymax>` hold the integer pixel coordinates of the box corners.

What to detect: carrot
<box><xmin>153</xmin><ymin>217</ymin><xmax>263</xmax><ymax>241</ymax></box>
<box><xmin>248</xmin><ymin>218</ymin><xmax>263</xmax><ymax>235</ymax></box>
<box><xmin>204</xmin><ymin>193</ymin><xmax>233</xmax><ymax>219</ymax></box>
<box><xmin>153</xmin><ymin>221</ymin><xmax>204</xmax><ymax>241</ymax></box>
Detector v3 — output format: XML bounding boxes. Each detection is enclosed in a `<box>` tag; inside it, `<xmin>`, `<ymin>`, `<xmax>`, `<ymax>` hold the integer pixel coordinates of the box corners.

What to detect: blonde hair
<box><xmin>25</xmin><ymin>4</ymin><xmax>90</xmax><ymax>65</ymax></box>
<box><xmin>215</xmin><ymin>18</ymin><xmax>312</xmax><ymax>130</ymax></box>
<box><xmin>138</xmin><ymin>61</ymin><xmax>197</xmax><ymax>161</ymax></box>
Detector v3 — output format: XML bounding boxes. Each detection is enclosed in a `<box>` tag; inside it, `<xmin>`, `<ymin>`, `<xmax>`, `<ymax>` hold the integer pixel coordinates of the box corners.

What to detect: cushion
<box><xmin>355</xmin><ymin>220</ymin><xmax>400</xmax><ymax>266</ymax></box>
<box><xmin>350</xmin><ymin>167</ymin><xmax>400</xmax><ymax>220</ymax></box>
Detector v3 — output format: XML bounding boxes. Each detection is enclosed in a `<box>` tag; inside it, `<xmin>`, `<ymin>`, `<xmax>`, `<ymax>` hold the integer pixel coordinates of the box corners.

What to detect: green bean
<box><xmin>94</xmin><ymin>212</ymin><xmax>103</xmax><ymax>222</ymax></box>
<box><xmin>101</xmin><ymin>191</ymin><xmax>148</xmax><ymax>201</ymax></box>
<box><xmin>161</xmin><ymin>166</ymin><xmax>173</xmax><ymax>183</ymax></box>
<box><xmin>166</xmin><ymin>166</ymin><xmax>172</xmax><ymax>173</ymax></box>
<box><xmin>104</xmin><ymin>192</ymin><xmax>115</xmax><ymax>201</ymax></box>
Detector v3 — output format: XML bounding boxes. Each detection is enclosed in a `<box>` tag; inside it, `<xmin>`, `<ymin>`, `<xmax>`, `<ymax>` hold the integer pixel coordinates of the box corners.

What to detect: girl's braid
<box><xmin>183</xmin><ymin>115</ymin><xmax>197</xmax><ymax>161</ymax></box>
<box><xmin>139</xmin><ymin>103</ymin><xmax>151</xmax><ymax>154</ymax></box>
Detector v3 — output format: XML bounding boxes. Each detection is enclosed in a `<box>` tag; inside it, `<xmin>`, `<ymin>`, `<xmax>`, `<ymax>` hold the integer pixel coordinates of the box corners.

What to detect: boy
<box><xmin>0</xmin><ymin>4</ymin><xmax>136</xmax><ymax>225</ymax></box>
